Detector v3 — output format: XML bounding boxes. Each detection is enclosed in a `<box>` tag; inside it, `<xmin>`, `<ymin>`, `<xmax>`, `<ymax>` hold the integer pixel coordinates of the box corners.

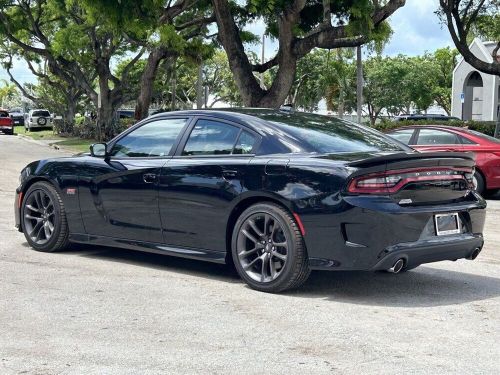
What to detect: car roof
<box><xmin>148</xmin><ymin>108</ymin><xmax>352</xmax><ymax>135</ymax></box>
<box><xmin>391</xmin><ymin>125</ymin><xmax>468</xmax><ymax>132</ymax></box>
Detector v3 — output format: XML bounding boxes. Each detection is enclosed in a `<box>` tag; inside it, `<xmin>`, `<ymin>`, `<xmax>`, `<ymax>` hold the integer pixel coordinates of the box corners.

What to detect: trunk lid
<box><xmin>345</xmin><ymin>151</ymin><xmax>475</xmax><ymax>205</ymax></box>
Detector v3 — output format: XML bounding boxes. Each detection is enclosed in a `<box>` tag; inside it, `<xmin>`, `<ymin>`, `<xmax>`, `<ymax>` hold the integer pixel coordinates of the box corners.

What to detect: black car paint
<box><xmin>15</xmin><ymin>109</ymin><xmax>487</xmax><ymax>271</ymax></box>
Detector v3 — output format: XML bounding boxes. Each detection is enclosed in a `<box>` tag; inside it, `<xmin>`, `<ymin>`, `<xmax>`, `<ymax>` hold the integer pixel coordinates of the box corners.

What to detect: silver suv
<box><xmin>25</xmin><ymin>109</ymin><xmax>53</xmax><ymax>131</ymax></box>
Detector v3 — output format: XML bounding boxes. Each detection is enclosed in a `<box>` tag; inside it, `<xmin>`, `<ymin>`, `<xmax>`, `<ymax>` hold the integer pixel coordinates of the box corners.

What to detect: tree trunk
<box><xmin>135</xmin><ymin>48</ymin><xmax>169</xmax><ymax>120</ymax></box>
<box><xmin>196</xmin><ymin>61</ymin><xmax>204</xmax><ymax>109</ymax></box>
<box><xmin>63</xmin><ymin>98</ymin><xmax>77</xmax><ymax>134</ymax></box>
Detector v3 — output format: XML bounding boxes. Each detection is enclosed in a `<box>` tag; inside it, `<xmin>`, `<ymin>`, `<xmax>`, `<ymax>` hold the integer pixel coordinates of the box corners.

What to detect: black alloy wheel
<box><xmin>232</xmin><ymin>203</ymin><xmax>310</xmax><ymax>293</ymax></box>
<box><xmin>22</xmin><ymin>182</ymin><xmax>69</xmax><ymax>252</ymax></box>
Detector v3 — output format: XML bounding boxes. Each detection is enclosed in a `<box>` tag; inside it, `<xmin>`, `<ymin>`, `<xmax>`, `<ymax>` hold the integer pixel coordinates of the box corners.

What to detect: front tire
<box><xmin>231</xmin><ymin>203</ymin><xmax>310</xmax><ymax>293</ymax></box>
<box><xmin>21</xmin><ymin>182</ymin><xmax>69</xmax><ymax>252</ymax></box>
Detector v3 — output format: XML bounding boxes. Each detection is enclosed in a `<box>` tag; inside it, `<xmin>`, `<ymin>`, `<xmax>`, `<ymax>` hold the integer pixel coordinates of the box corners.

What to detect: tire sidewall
<box><xmin>231</xmin><ymin>204</ymin><xmax>300</xmax><ymax>291</ymax></box>
<box><xmin>22</xmin><ymin>182</ymin><xmax>64</xmax><ymax>252</ymax></box>
<box><xmin>474</xmin><ymin>171</ymin><xmax>485</xmax><ymax>195</ymax></box>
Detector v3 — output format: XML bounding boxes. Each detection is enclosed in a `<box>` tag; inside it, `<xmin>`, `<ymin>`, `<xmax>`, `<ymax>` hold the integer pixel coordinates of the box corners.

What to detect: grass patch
<box><xmin>15</xmin><ymin>125</ymin><xmax>58</xmax><ymax>140</ymax></box>
<box><xmin>15</xmin><ymin>126</ymin><xmax>95</xmax><ymax>153</ymax></box>
<box><xmin>53</xmin><ymin>138</ymin><xmax>93</xmax><ymax>153</ymax></box>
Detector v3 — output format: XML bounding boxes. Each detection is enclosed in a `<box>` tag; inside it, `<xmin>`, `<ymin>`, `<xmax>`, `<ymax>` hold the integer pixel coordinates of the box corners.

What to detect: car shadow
<box><xmin>287</xmin><ymin>266</ymin><xmax>500</xmax><ymax>307</ymax></box>
<box><xmin>486</xmin><ymin>191</ymin><xmax>500</xmax><ymax>200</ymax></box>
<box><xmin>58</xmin><ymin>243</ymin><xmax>500</xmax><ymax>308</ymax></box>
<box><xmin>65</xmin><ymin>243</ymin><xmax>241</xmax><ymax>284</ymax></box>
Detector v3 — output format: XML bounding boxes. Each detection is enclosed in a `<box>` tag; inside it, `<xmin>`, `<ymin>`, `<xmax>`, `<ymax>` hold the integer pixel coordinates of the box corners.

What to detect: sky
<box><xmin>0</xmin><ymin>0</ymin><xmax>454</xmax><ymax>85</ymax></box>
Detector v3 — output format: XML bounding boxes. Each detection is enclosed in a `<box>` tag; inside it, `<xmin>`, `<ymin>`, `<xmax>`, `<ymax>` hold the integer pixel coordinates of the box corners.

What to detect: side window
<box><xmin>110</xmin><ymin>118</ymin><xmax>187</xmax><ymax>157</ymax></box>
<box><xmin>233</xmin><ymin>130</ymin><xmax>258</xmax><ymax>154</ymax></box>
<box><xmin>416</xmin><ymin>129</ymin><xmax>459</xmax><ymax>145</ymax></box>
<box><xmin>182</xmin><ymin>119</ymin><xmax>240</xmax><ymax>156</ymax></box>
<box><xmin>388</xmin><ymin>129</ymin><xmax>415</xmax><ymax>145</ymax></box>
<box><xmin>459</xmin><ymin>135</ymin><xmax>477</xmax><ymax>145</ymax></box>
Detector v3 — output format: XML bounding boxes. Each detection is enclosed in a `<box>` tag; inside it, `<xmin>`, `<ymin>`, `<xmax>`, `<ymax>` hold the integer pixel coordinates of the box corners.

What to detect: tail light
<box><xmin>347</xmin><ymin>167</ymin><xmax>473</xmax><ymax>194</ymax></box>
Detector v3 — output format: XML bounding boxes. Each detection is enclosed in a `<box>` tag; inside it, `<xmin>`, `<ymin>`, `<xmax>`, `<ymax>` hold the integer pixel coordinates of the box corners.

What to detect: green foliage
<box><xmin>428</xmin><ymin>47</ymin><xmax>459</xmax><ymax>114</ymax></box>
<box><xmin>0</xmin><ymin>80</ymin><xmax>21</xmax><ymax>107</ymax></box>
<box><xmin>204</xmin><ymin>50</ymin><xmax>242</xmax><ymax>107</ymax></box>
<box><xmin>471</xmin><ymin>13</ymin><xmax>500</xmax><ymax>41</ymax></box>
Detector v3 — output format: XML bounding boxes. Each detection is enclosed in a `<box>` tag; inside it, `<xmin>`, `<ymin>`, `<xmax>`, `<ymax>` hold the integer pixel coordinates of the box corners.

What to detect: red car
<box><xmin>0</xmin><ymin>109</ymin><xmax>14</xmax><ymax>135</ymax></box>
<box><xmin>387</xmin><ymin>125</ymin><xmax>500</xmax><ymax>195</ymax></box>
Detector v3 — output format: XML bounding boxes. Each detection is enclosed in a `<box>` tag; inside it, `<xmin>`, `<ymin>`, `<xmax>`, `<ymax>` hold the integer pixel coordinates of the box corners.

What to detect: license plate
<box><xmin>435</xmin><ymin>213</ymin><xmax>461</xmax><ymax>236</ymax></box>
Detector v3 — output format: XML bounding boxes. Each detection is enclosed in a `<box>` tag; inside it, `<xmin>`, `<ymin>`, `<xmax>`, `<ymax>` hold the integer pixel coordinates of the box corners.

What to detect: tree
<box><xmin>324</xmin><ymin>49</ymin><xmax>357</xmax><ymax>117</ymax></box>
<box><xmin>363</xmin><ymin>56</ymin><xmax>408</xmax><ymax>125</ymax></box>
<box><xmin>82</xmin><ymin>0</ymin><xmax>216</xmax><ymax>120</ymax></box>
<box><xmin>0</xmin><ymin>1</ymin><xmax>143</xmax><ymax>139</ymax></box>
<box><xmin>429</xmin><ymin>47</ymin><xmax>459</xmax><ymax>115</ymax></box>
<box><xmin>289</xmin><ymin>49</ymin><xmax>329</xmax><ymax>112</ymax></box>
<box><xmin>439</xmin><ymin>0</ymin><xmax>500</xmax><ymax>76</ymax></box>
<box><xmin>204</xmin><ymin>50</ymin><xmax>242</xmax><ymax>107</ymax></box>
<box><xmin>212</xmin><ymin>0</ymin><xmax>405</xmax><ymax>108</ymax></box>
<box><xmin>0</xmin><ymin>40</ymin><xmax>85</xmax><ymax>131</ymax></box>
<box><xmin>0</xmin><ymin>79</ymin><xmax>21</xmax><ymax>108</ymax></box>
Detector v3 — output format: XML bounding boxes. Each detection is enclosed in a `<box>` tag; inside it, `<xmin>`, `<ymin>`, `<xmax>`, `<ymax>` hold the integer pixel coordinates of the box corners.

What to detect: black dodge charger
<box><xmin>14</xmin><ymin>109</ymin><xmax>487</xmax><ymax>292</ymax></box>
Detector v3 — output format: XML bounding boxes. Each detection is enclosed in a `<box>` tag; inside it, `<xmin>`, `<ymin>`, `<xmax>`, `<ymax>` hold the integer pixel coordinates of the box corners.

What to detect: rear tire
<box><xmin>473</xmin><ymin>171</ymin><xmax>485</xmax><ymax>195</ymax></box>
<box><xmin>21</xmin><ymin>182</ymin><xmax>69</xmax><ymax>252</ymax></box>
<box><xmin>231</xmin><ymin>203</ymin><xmax>310</xmax><ymax>293</ymax></box>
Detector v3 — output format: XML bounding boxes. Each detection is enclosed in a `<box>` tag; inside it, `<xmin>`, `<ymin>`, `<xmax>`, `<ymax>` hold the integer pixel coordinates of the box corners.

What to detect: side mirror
<box><xmin>90</xmin><ymin>143</ymin><xmax>108</xmax><ymax>158</ymax></box>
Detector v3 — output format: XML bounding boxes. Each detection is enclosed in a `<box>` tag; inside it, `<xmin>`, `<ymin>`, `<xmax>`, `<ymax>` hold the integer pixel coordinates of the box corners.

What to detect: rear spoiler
<box><xmin>348</xmin><ymin>152</ymin><xmax>475</xmax><ymax>168</ymax></box>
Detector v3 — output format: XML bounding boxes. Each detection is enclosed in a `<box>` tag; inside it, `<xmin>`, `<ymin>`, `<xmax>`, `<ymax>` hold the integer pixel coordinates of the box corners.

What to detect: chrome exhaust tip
<box><xmin>467</xmin><ymin>247</ymin><xmax>481</xmax><ymax>260</ymax></box>
<box><xmin>387</xmin><ymin>258</ymin><xmax>405</xmax><ymax>274</ymax></box>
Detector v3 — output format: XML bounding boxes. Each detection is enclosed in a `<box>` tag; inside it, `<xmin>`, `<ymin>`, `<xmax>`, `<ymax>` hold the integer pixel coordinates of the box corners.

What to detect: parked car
<box><xmin>15</xmin><ymin>109</ymin><xmax>486</xmax><ymax>292</ymax></box>
<box><xmin>393</xmin><ymin>114</ymin><xmax>461</xmax><ymax>122</ymax></box>
<box><xmin>0</xmin><ymin>109</ymin><xmax>14</xmax><ymax>135</ymax></box>
<box><xmin>25</xmin><ymin>109</ymin><xmax>53</xmax><ymax>131</ymax></box>
<box><xmin>387</xmin><ymin>125</ymin><xmax>500</xmax><ymax>195</ymax></box>
<box><xmin>8</xmin><ymin>107</ymin><xmax>25</xmax><ymax>126</ymax></box>
<box><xmin>117</xmin><ymin>109</ymin><xmax>135</xmax><ymax>119</ymax></box>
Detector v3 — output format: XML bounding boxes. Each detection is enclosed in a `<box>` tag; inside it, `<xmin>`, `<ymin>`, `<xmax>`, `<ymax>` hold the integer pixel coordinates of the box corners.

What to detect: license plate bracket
<box><xmin>435</xmin><ymin>213</ymin><xmax>461</xmax><ymax>236</ymax></box>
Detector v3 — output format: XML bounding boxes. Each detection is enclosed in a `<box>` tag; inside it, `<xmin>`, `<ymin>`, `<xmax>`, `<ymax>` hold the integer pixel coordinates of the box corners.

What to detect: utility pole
<box><xmin>196</xmin><ymin>60</ymin><xmax>203</xmax><ymax>109</ymax></box>
<box><xmin>356</xmin><ymin>45</ymin><xmax>363</xmax><ymax>124</ymax></box>
<box><xmin>260</xmin><ymin>34</ymin><xmax>265</xmax><ymax>89</ymax></box>
<box><xmin>171</xmin><ymin>66</ymin><xmax>177</xmax><ymax>111</ymax></box>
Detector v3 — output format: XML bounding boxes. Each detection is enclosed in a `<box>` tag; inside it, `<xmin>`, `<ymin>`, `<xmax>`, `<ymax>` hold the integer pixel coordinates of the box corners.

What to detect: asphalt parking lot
<box><xmin>1</xmin><ymin>135</ymin><xmax>499</xmax><ymax>374</ymax></box>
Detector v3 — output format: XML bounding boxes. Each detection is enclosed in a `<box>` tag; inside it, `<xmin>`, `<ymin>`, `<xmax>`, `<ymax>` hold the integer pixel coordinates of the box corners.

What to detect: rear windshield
<box><xmin>0</xmin><ymin>111</ymin><xmax>9</xmax><ymax>117</ymax></box>
<box><xmin>466</xmin><ymin>129</ymin><xmax>500</xmax><ymax>144</ymax></box>
<box><xmin>250</xmin><ymin>111</ymin><xmax>408</xmax><ymax>153</ymax></box>
<box><xmin>32</xmin><ymin>110</ymin><xmax>50</xmax><ymax>117</ymax></box>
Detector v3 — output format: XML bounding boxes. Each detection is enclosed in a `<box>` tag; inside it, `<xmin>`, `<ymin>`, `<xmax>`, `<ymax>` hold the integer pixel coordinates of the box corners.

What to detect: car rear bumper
<box><xmin>301</xmin><ymin>193</ymin><xmax>487</xmax><ymax>271</ymax></box>
<box><xmin>28</xmin><ymin>123</ymin><xmax>53</xmax><ymax>128</ymax></box>
<box><xmin>369</xmin><ymin>233</ymin><xmax>483</xmax><ymax>271</ymax></box>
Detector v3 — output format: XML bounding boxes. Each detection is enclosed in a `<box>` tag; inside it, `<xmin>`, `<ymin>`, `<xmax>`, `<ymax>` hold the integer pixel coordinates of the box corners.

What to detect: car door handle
<box><xmin>143</xmin><ymin>173</ymin><xmax>158</xmax><ymax>184</ymax></box>
<box><xmin>222</xmin><ymin>169</ymin><xmax>239</xmax><ymax>179</ymax></box>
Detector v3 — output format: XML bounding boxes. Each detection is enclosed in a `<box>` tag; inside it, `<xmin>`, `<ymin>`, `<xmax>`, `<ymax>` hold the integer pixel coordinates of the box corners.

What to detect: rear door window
<box><xmin>182</xmin><ymin>119</ymin><xmax>241</xmax><ymax>156</ymax></box>
<box><xmin>233</xmin><ymin>130</ymin><xmax>257</xmax><ymax>154</ymax></box>
<box><xmin>416</xmin><ymin>129</ymin><xmax>460</xmax><ymax>145</ymax></box>
<box><xmin>32</xmin><ymin>110</ymin><xmax>51</xmax><ymax>117</ymax></box>
<box><xmin>388</xmin><ymin>129</ymin><xmax>415</xmax><ymax>145</ymax></box>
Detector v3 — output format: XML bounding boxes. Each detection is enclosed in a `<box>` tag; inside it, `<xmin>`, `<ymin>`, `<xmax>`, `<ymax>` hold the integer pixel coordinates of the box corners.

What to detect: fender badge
<box><xmin>66</xmin><ymin>188</ymin><xmax>77</xmax><ymax>195</ymax></box>
<box><xmin>399</xmin><ymin>198</ymin><xmax>412</xmax><ymax>205</ymax></box>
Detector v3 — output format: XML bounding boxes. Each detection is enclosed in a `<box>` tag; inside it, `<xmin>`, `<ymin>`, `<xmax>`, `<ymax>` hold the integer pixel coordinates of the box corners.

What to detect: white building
<box><xmin>451</xmin><ymin>39</ymin><xmax>499</xmax><ymax>121</ymax></box>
